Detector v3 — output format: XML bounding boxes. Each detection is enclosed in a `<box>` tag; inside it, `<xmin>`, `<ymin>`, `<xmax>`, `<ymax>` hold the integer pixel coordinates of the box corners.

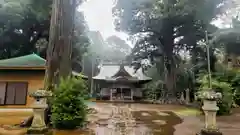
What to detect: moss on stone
<box><xmin>27</xmin><ymin>127</ymin><xmax>50</xmax><ymax>134</ymax></box>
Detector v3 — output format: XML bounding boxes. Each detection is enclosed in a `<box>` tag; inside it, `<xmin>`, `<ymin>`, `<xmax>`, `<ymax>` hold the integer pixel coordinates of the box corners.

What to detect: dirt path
<box><xmin>0</xmin><ymin>103</ymin><xmax>240</xmax><ymax>135</ymax></box>
<box><xmin>174</xmin><ymin>108</ymin><xmax>240</xmax><ymax>135</ymax></box>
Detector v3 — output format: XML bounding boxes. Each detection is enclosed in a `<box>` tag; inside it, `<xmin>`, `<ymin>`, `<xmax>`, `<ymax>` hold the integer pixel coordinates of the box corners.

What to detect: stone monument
<box><xmin>180</xmin><ymin>92</ymin><xmax>185</xmax><ymax>104</ymax></box>
<box><xmin>185</xmin><ymin>89</ymin><xmax>190</xmax><ymax>105</ymax></box>
<box><xmin>27</xmin><ymin>89</ymin><xmax>52</xmax><ymax>134</ymax></box>
<box><xmin>196</xmin><ymin>90</ymin><xmax>223</xmax><ymax>135</ymax></box>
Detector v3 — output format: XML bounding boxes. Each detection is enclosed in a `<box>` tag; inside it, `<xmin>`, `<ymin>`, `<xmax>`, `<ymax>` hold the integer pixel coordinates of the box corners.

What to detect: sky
<box><xmin>80</xmin><ymin>0</ymin><xmax>128</xmax><ymax>40</ymax></box>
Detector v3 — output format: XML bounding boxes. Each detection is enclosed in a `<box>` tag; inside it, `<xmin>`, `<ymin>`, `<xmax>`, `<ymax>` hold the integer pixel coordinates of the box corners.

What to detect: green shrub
<box><xmin>232</xmin><ymin>73</ymin><xmax>240</xmax><ymax>105</ymax></box>
<box><xmin>234</xmin><ymin>89</ymin><xmax>240</xmax><ymax>105</ymax></box>
<box><xmin>198</xmin><ymin>75</ymin><xmax>233</xmax><ymax>115</ymax></box>
<box><xmin>51</xmin><ymin>76</ymin><xmax>88</xmax><ymax>129</ymax></box>
<box><xmin>215</xmin><ymin>69</ymin><xmax>240</xmax><ymax>106</ymax></box>
<box><xmin>212</xmin><ymin>81</ymin><xmax>233</xmax><ymax>115</ymax></box>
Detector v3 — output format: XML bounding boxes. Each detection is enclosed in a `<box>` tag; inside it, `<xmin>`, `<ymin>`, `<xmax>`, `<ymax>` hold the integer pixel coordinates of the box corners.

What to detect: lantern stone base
<box><xmin>197</xmin><ymin>129</ymin><xmax>223</xmax><ymax>135</ymax></box>
<box><xmin>27</xmin><ymin>127</ymin><xmax>50</xmax><ymax>134</ymax></box>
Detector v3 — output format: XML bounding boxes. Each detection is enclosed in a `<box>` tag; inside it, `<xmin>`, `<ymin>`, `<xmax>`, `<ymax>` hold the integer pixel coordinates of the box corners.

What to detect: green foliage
<box><xmin>51</xmin><ymin>76</ymin><xmax>88</xmax><ymax>129</ymax></box>
<box><xmin>231</xmin><ymin>71</ymin><xmax>240</xmax><ymax>105</ymax></box>
<box><xmin>113</xmin><ymin>0</ymin><xmax>228</xmax><ymax>62</ymax></box>
<box><xmin>209</xmin><ymin>16</ymin><xmax>240</xmax><ymax>105</ymax></box>
<box><xmin>213</xmin><ymin>80</ymin><xmax>233</xmax><ymax>115</ymax></box>
<box><xmin>234</xmin><ymin>89</ymin><xmax>240</xmax><ymax>105</ymax></box>
<box><xmin>143</xmin><ymin>64</ymin><xmax>164</xmax><ymax>99</ymax></box>
<box><xmin>113</xmin><ymin>0</ymin><xmax>231</xmax><ymax>95</ymax></box>
<box><xmin>104</xmin><ymin>35</ymin><xmax>131</xmax><ymax>62</ymax></box>
<box><xmin>144</xmin><ymin>80</ymin><xmax>163</xmax><ymax>100</ymax></box>
<box><xmin>0</xmin><ymin>0</ymin><xmax>90</xmax><ymax>72</ymax></box>
<box><xmin>211</xmin><ymin>17</ymin><xmax>240</xmax><ymax>55</ymax></box>
<box><xmin>213</xmin><ymin>68</ymin><xmax>240</xmax><ymax>106</ymax></box>
<box><xmin>176</xmin><ymin>62</ymin><xmax>196</xmax><ymax>94</ymax></box>
<box><xmin>198</xmin><ymin>74</ymin><xmax>233</xmax><ymax>115</ymax></box>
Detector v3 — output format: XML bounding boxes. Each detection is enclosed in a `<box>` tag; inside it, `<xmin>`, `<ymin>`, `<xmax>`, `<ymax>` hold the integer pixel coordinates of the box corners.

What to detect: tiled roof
<box><xmin>0</xmin><ymin>54</ymin><xmax>88</xmax><ymax>80</ymax></box>
<box><xmin>0</xmin><ymin>54</ymin><xmax>46</xmax><ymax>68</ymax></box>
<box><xmin>92</xmin><ymin>64</ymin><xmax>152</xmax><ymax>81</ymax></box>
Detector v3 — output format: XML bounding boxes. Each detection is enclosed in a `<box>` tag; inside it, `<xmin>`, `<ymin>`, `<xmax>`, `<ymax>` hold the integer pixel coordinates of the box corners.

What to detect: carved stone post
<box><xmin>203</xmin><ymin>100</ymin><xmax>218</xmax><ymax>129</ymax></box>
<box><xmin>180</xmin><ymin>92</ymin><xmax>185</xmax><ymax>104</ymax></box>
<box><xmin>27</xmin><ymin>90</ymin><xmax>52</xmax><ymax>134</ymax></box>
<box><xmin>110</xmin><ymin>89</ymin><xmax>113</xmax><ymax>101</ymax></box>
<box><xmin>197</xmin><ymin>91</ymin><xmax>223</xmax><ymax>135</ymax></box>
<box><xmin>185</xmin><ymin>89</ymin><xmax>190</xmax><ymax>104</ymax></box>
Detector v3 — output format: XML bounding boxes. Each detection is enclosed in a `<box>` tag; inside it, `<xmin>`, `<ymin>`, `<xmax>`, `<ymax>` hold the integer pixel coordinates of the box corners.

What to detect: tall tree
<box><xmin>0</xmin><ymin>0</ymin><xmax>89</xmax><ymax>89</ymax></box>
<box><xmin>0</xmin><ymin>0</ymin><xmax>50</xmax><ymax>58</ymax></box>
<box><xmin>212</xmin><ymin>17</ymin><xmax>240</xmax><ymax>54</ymax></box>
<box><xmin>0</xmin><ymin>0</ymin><xmax>89</xmax><ymax>67</ymax></box>
<box><xmin>113</xmin><ymin>0</ymin><xmax>231</xmax><ymax>100</ymax></box>
<box><xmin>105</xmin><ymin>35</ymin><xmax>131</xmax><ymax>62</ymax></box>
<box><xmin>45</xmin><ymin>0</ymin><xmax>77</xmax><ymax>89</ymax></box>
<box><xmin>211</xmin><ymin>16</ymin><xmax>240</xmax><ymax>66</ymax></box>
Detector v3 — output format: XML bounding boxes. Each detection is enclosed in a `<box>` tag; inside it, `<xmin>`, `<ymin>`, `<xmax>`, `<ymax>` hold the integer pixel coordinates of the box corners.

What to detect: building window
<box><xmin>0</xmin><ymin>82</ymin><xmax>7</xmax><ymax>105</ymax></box>
<box><xmin>0</xmin><ymin>82</ymin><xmax>28</xmax><ymax>105</ymax></box>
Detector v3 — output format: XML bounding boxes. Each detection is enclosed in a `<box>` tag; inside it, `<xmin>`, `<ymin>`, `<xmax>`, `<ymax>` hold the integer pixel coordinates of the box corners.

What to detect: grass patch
<box><xmin>174</xmin><ymin>108</ymin><xmax>201</xmax><ymax>116</ymax></box>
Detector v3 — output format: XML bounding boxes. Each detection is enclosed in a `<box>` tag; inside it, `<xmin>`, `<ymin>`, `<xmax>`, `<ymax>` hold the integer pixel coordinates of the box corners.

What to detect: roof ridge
<box><xmin>32</xmin><ymin>54</ymin><xmax>46</xmax><ymax>61</ymax></box>
<box><xmin>0</xmin><ymin>55</ymin><xmax>28</xmax><ymax>61</ymax></box>
<box><xmin>0</xmin><ymin>54</ymin><xmax>46</xmax><ymax>69</ymax></box>
<box><xmin>0</xmin><ymin>54</ymin><xmax>45</xmax><ymax>61</ymax></box>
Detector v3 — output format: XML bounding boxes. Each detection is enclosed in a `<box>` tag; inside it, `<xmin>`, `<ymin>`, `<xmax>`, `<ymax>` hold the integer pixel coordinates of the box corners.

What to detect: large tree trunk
<box><xmin>45</xmin><ymin>0</ymin><xmax>76</xmax><ymax>89</ymax></box>
<box><xmin>162</xmin><ymin>19</ymin><xmax>177</xmax><ymax>103</ymax></box>
<box><xmin>165</xmin><ymin>56</ymin><xmax>177</xmax><ymax>103</ymax></box>
<box><xmin>160</xmin><ymin>0</ymin><xmax>178</xmax><ymax>103</ymax></box>
<box><xmin>20</xmin><ymin>0</ymin><xmax>77</xmax><ymax>127</ymax></box>
<box><xmin>44</xmin><ymin>0</ymin><xmax>77</xmax><ymax>126</ymax></box>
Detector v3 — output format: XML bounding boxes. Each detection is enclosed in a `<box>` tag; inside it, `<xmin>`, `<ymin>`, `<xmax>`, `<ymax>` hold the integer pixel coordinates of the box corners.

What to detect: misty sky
<box><xmin>80</xmin><ymin>0</ymin><xmax>128</xmax><ymax>40</ymax></box>
<box><xmin>80</xmin><ymin>0</ymin><xmax>237</xmax><ymax>44</ymax></box>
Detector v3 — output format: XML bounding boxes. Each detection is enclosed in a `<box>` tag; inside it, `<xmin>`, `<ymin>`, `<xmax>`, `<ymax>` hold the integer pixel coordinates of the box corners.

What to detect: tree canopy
<box><xmin>212</xmin><ymin>17</ymin><xmax>240</xmax><ymax>55</ymax></box>
<box><xmin>113</xmin><ymin>0</ymin><xmax>233</xmax><ymax>99</ymax></box>
<box><xmin>104</xmin><ymin>35</ymin><xmax>131</xmax><ymax>62</ymax></box>
<box><xmin>0</xmin><ymin>0</ymin><xmax>90</xmax><ymax>72</ymax></box>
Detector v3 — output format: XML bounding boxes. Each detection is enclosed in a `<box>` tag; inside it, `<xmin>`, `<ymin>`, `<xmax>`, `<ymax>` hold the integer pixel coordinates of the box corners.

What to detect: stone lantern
<box><xmin>27</xmin><ymin>89</ymin><xmax>52</xmax><ymax>134</ymax></box>
<box><xmin>196</xmin><ymin>90</ymin><xmax>223</xmax><ymax>135</ymax></box>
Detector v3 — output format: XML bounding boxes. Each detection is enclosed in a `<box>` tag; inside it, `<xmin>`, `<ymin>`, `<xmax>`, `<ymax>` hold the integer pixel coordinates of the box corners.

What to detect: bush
<box><xmin>215</xmin><ymin>69</ymin><xmax>240</xmax><ymax>106</ymax></box>
<box><xmin>197</xmin><ymin>75</ymin><xmax>233</xmax><ymax>115</ymax></box>
<box><xmin>51</xmin><ymin>76</ymin><xmax>88</xmax><ymax>129</ymax></box>
<box><xmin>234</xmin><ymin>89</ymin><xmax>240</xmax><ymax>105</ymax></box>
<box><xmin>232</xmin><ymin>73</ymin><xmax>240</xmax><ymax>105</ymax></box>
<box><xmin>212</xmin><ymin>81</ymin><xmax>233</xmax><ymax>115</ymax></box>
